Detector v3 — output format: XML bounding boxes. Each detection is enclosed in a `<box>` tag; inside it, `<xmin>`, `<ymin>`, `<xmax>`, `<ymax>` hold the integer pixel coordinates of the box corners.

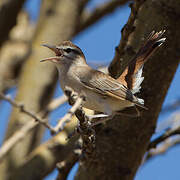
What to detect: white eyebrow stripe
<box><xmin>56</xmin><ymin>45</ymin><xmax>63</xmax><ymax>49</ymax></box>
<box><xmin>56</xmin><ymin>45</ymin><xmax>74</xmax><ymax>50</ymax></box>
<box><xmin>56</xmin><ymin>45</ymin><xmax>82</xmax><ymax>55</ymax></box>
<box><xmin>63</xmin><ymin>46</ymin><xmax>73</xmax><ymax>49</ymax></box>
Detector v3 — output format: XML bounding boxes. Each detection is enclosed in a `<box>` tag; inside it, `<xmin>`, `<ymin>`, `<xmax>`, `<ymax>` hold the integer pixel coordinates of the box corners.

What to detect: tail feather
<box><xmin>134</xmin><ymin>97</ymin><xmax>148</xmax><ymax>110</ymax></box>
<box><xmin>134</xmin><ymin>30</ymin><xmax>166</xmax><ymax>66</ymax></box>
<box><xmin>117</xmin><ymin>30</ymin><xmax>166</xmax><ymax>94</ymax></box>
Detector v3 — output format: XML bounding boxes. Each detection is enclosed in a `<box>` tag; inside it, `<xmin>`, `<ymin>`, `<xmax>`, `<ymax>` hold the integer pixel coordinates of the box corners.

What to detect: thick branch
<box><xmin>10</xmin><ymin>134</ymin><xmax>78</xmax><ymax>180</ymax></box>
<box><xmin>109</xmin><ymin>0</ymin><xmax>144</xmax><ymax>78</ymax></box>
<box><xmin>0</xmin><ymin>0</ymin><xmax>26</xmax><ymax>47</ymax></box>
<box><xmin>76</xmin><ymin>0</ymin><xmax>180</xmax><ymax>179</ymax></box>
<box><xmin>56</xmin><ymin>148</ymin><xmax>80</xmax><ymax>180</ymax></box>
<box><xmin>0</xmin><ymin>11</ymin><xmax>34</xmax><ymax>93</ymax></box>
<box><xmin>0</xmin><ymin>121</ymin><xmax>37</xmax><ymax>162</ymax></box>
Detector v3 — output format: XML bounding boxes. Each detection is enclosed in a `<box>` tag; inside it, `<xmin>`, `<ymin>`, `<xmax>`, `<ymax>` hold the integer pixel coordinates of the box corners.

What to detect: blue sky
<box><xmin>0</xmin><ymin>0</ymin><xmax>179</xmax><ymax>179</ymax></box>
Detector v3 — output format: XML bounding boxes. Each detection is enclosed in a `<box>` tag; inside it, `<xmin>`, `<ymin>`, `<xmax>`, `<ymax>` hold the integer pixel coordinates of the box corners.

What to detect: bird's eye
<box><xmin>64</xmin><ymin>48</ymin><xmax>72</xmax><ymax>53</ymax></box>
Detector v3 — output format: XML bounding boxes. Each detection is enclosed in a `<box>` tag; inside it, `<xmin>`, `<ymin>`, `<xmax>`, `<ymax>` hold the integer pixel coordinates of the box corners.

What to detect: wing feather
<box><xmin>79</xmin><ymin>69</ymin><xmax>145</xmax><ymax>108</ymax></box>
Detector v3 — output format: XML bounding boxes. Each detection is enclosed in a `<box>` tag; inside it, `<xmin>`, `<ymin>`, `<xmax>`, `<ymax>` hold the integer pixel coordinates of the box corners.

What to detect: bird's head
<box><xmin>40</xmin><ymin>41</ymin><xmax>86</xmax><ymax>66</ymax></box>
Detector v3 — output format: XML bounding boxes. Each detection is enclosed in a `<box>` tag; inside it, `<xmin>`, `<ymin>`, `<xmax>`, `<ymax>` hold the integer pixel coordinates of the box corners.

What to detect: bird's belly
<box><xmin>106</xmin><ymin>98</ymin><xmax>134</xmax><ymax>112</ymax></box>
<box><xmin>59</xmin><ymin>79</ymin><xmax>134</xmax><ymax>115</ymax></box>
<box><xmin>82</xmin><ymin>91</ymin><xmax>109</xmax><ymax>113</ymax></box>
<box><xmin>82</xmin><ymin>89</ymin><xmax>134</xmax><ymax>115</ymax></box>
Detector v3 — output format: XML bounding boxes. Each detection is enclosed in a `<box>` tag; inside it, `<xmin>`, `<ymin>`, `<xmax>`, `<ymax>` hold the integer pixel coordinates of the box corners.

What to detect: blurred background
<box><xmin>0</xmin><ymin>0</ymin><xmax>179</xmax><ymax>180</ymax></box>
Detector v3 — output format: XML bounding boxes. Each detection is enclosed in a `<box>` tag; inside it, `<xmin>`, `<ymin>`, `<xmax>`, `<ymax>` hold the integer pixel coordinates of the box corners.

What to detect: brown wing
<box><xmin>79</xmin><ymin>69</ymin><xmax>145</xmax><ymax>108</ymax></box>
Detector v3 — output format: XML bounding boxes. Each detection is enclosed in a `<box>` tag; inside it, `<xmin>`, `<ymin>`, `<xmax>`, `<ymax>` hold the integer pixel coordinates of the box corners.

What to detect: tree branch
<box><xmin>5</xmin><ymin>95</ymin><xmax>94</xmax><ymax>179</ymax></box>
<box><xmin>0</xmin><ymin>121</ymin><xmax>37</xmax><ymax>162</ymax></box>
<box><xmin>76</xmin><ymin>0</ymin><xmax>129</xmax><ymax>34</ymax></box>
<box><xmin>56</xmin><ymin>148</ymin><xmax>80</xmax><ymax>180</ymax></box>
<box><xmin>53</xmin><ymin>97</ymin><xmax>84</xmax><ymax>133</ymax></box>
<box><xmin>75</xmin><ymin>0</ymin><xmax>180</xmax><ymax>179</ymax></box>
<box><xmin>0</xmin><ymin>92</ymin><xmax>55</xmax><ymax>133</ymax></box>
<box><xmin>0</xmin><ymin>94</ymin><xmax>81</xmax><ymax>162</ymax></box>
<box><xmin>148</xmin><ymin>126</ymin><xmax>180</xmax><ymax>150</ymax></box>
<box><xmin>109</xmin><ymin>0</ymin><xmax>144</xmax><ymax>78</ymax></box>
<box><xmin>47</xmin><ymin>95</ymin><xmax>67</xmax><ymax>112</ymax></box>
<box><xmin>144</xmin><ymin>137</ymin><xmax>180</xmax><ymax>164</ymax></box>
<box><xmin>0</xmin><ymin>11</ymin><xmax>34</xmax><ymax>93</ymax></box>
<box><xmin>10</xmin><ymin>134</ymin><xmax>79</xmax><ymax>179</ymax></box>
<box><xmin>0</xmin><ymin>0</ymin><xmax>26</xmax><ymax>47</ymax></box>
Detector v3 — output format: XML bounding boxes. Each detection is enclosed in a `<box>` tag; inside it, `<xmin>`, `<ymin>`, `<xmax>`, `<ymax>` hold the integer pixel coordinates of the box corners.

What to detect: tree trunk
<box><xmin>75</xmin><ymin>0</ymin><xmax>180</xmax><ymax>179</ymax></box>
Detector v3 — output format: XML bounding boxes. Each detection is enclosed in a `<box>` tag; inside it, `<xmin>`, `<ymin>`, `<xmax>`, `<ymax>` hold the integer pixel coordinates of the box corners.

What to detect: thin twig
<box><xmin>0</xmin><ymin>92</ymin><xmax>58</xmax><ymax>162</ymax></box>
<box><xmin>47</xmin><ymin>95</ymin><xmax>68</xmax><ymax>112</ymax></box>
<box><xmin>39</xmin><ymin>95</ymin><xmax>68</xmax><ymax>119</ymax></box>
<box><xmin>0</xmin><ymin>92</ymin><xmax>55</xmax><ymax>133</ymax></box>
<box><xmin>148</xmin><ymin>126</ymin><xmax>180</xmax><ymax>150</ymax></box>
<box><xmin>0</xmin><ymin>121</ymin><xmax>37</xmax><ymax>162</ymax></box>
<box><xmin>53</xmin><ymin>97</ymin><xmax>84</xmax><ymax>133</ymax></box>
<box><xmin>144</xmin><ymin>137</ymin><xmax>180</xmax><ymax>164</ymax></box>
<box><xmin>76</xmin><ymin>0</ymin><xmax>129</xmax><ymax>34</ymax></box>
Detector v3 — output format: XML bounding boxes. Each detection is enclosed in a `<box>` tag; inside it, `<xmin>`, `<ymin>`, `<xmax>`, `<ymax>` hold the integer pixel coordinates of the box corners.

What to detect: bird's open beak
<box><xmin>40</xmin><ymin>57</ymin><xmax>59</xmax><ymax>62</ymax></box>
<box><xmin>41</xmin><ymin>44</ymin><xmax>57</xmax><ymax>53</ymax></box>
<box><xmin>40</xmin><ymin>44</ymin><xmax>60</xmax><ymax>62</ymax></box>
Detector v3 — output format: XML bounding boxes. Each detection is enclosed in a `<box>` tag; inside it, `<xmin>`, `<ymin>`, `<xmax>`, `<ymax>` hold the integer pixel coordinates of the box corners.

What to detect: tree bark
<box><xmin>75</xmin><ymin>0</ymin><xmax>180</xmax><ymax>179</ymax></box>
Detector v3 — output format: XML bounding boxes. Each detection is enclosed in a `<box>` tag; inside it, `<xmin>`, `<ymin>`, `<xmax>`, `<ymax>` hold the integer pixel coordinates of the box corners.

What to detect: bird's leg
<box><xmin>89</xmin><ymin>110</ymin><xmax>140</xmax><ymax>127</ymax></box>
<box><xmin>86</xmin><ymin>114</ymin><xmax>110</xmax><ymax>126</ymax></box>
<box><xmin>90</xmin><ymin>115</ymin><xmax>113</xmax><ymax>127</ymax></box>
<box><xmin>86</xmin><ymin>114</ymin><xmax>109</xmax><ymax>120</ymax></box>
<box><xmin>135</xmin><ymin>106</ymin><xmax>141</xmax><ymax>117</ymax></box>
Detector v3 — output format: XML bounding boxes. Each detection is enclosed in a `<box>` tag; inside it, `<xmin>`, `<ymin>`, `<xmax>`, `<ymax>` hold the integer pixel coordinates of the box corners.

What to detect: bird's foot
<box><xmin>86</xmin><ymin>114</ymin><xmax>109</xmax><ymax>120</ymax></box>
<box><xmin>85</xmin><ymin>114</ymin><xmax>112</xmax><ymax>127</ymax></box>
<box><xmin>88</xmin><ymin>111</ymin><xmax>140</xmax><ymax>127</ymax></box>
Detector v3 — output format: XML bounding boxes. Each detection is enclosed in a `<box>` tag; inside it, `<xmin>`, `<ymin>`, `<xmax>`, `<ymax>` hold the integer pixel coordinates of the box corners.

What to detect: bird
<box><xmin>40</xmin><ymin>30</ymin><xmax>165</xmax><ymax>120</ymax></box>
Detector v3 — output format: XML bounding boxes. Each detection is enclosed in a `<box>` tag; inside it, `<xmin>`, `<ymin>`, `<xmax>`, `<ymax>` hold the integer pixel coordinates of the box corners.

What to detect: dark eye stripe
<box><xmin>64</xmin><ymin>48</ymin><xmax>81</xmax><ymax>55</ymax></box>
<box><xmin>64</xmin><ymin>48</ymin><xmax>71</xmax><ymax>53</ymax></box>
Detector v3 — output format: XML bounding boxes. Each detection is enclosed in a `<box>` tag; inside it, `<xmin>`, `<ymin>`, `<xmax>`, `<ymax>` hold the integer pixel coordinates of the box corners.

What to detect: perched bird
<box><xmin>40</xmin><ymin>30</ymin><xmax>165</xmax><ymax>119</ymax></box>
